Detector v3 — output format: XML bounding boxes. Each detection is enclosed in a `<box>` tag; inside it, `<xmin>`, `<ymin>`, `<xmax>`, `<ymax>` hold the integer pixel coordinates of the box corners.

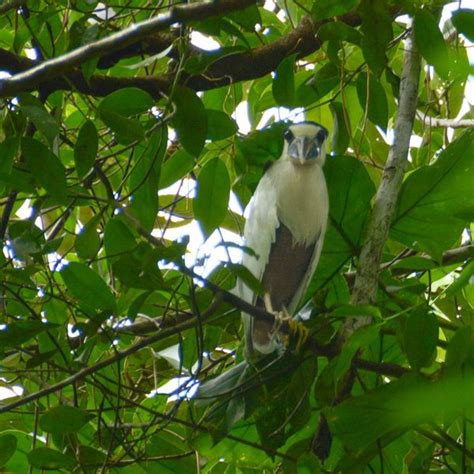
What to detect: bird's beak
<box><xmin>288</xmin><ymin>137</ymin><xmax>320</xmax><ymax>165</ymax></box>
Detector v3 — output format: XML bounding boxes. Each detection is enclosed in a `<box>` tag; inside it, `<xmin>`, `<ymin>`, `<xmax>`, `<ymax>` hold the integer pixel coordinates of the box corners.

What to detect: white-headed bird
<box><xmin>239</xmin><ymin>122</ymin><xmax>329</xmax><ymax>356</ymax></box>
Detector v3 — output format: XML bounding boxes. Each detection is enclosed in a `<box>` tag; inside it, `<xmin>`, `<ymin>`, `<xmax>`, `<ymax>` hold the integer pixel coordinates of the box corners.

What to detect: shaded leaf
<box><xmin>159</xmin><ymin>149</ymin><xmax>195</xmax><ymax>189</ymax></box>
<box><xmin>452</xmin><ymin>9</ymin><xmax>474</xmax><ymax>42</ymax></box>
<box><xmin>356</xmin><ymin>72</ymin><xmax>388</xmax><ymax>130</ymax></box>
<box><xmin>312</xmin><ymin>0</ymin><xmax>360</xmax><ymax>21</ymax></box>
<box><xmin>194</xmin><ymin>158</ymin><xmax>230</xmax><ymax>236</ymax></box>
<box><xmin>273</xmin><ymin>54</ymin><xmax>296</xmax><ymax>107</ymax></box>
<box><xmin>21</xmin><ymin>138</ymin><xmax>67</xmax><ymax>198</ymax></box>
<box><xmin>0</xmin><ymin>321</ymin><xmax>57</xmax><ymax>349</ymax></box>
<box><xmin>403</xmin><ymin>309</ymin><xmax>439</xmax><ymax>370</ymax></box>
<box><xmin>74</xmin><ymin>120</ymin><xmax>98</xmax><ymax>178</ymax></box>
<box><xmin>0</xmin><ymin>434</ymin><xmax>17</xmax><ymax>466</ymax></box>
<box><xmin>172</xmin><ymin>86</ymin><xmax>207</xmax><ymax>156</ymax></box>
<box><xmin>75</xmin><ymin>215</ymin><xmax>101</xmax><ymax>260</ymax></box>
<box><xmin>61</xmin><ymin>262</ymin><xmax>116</xmax><ymax>313</ymax></box>
<box><xmin>98</xmin><ymin>87</ymin><xmax>155</xmax><ymax>117</ymax></box>
<box><xmin>392</xmin><ymin>129</ymin><xmax>474</xmax><ymax>257</ymax></box>
<box><xmin>27</xmin><ymin>447</ymin><xmax>75</xmax><ymax>470</ymax></box>
<box><xmin>414</xmin><ymin>9</ymin><xmax>450</xmax><ymax>80</ymax></box>
<box><xmin>330</xmin><ymin>101</ymin><xmax>349</xmax><ymax>154</ymax></box>
<box><xmin>206</xmin><ymin>109</ymin><xmax>238</xmax><ymax>140</ymax></box>
<box><xmin>359</xmin><ymin>0</ymin><xmax>392</xmax><ymax>76</ymax></box>
<box><xmin>40</xmin><ymin>406</ymin><xmax>92</xmax><ymax>434</ymax></box>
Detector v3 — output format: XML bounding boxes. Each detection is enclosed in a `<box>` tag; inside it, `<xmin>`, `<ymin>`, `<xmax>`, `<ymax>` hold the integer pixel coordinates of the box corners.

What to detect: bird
<box><xmin>238</xmin><ymin>121</ymin><xmax>329</xmax><ymax>357</ymax></box>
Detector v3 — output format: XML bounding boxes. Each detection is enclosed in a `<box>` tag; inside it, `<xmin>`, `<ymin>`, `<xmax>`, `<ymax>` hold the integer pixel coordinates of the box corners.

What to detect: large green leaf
<box><xmin>0</xmin><ymin>434</ymin><xmax>17</xmax><ymax>467</ymax></box>
<box><xmin>193</xmin><ymin>158</ymin><xmax>230</xmax><ymax>236</ymax></box>
<box><xmin>21</xmin><ymin>138</ymin><xmax>67</xmax><ymax>198</ymax></box>
<box><xmin>172</xmin><ymin>86</ymin><xmax>207</xmax><ymax>156</ymax></box>
<box><xmin>98</xmin><ymin>87</ymin><xmax>155</xmax><ymax>117</ymax></box>
<box><xmin>129</xmin><ymin>128</ymin><xmax>167</xmax><ymax>231</ymax></box>
<box><xmin>359</xmin><ymin>0</ymin><xmax>392</xmax><ymax>76</ymax></box>
<box><xmin>391</xmin><ymin>129</ymin><xmax>474</xmax><ymax>257</ymax></box>
<box><xmin>327</xmin><ymin>372</ymin><xmax>474</xmax><ymax>455</ymax></box>
<box><xmin>0</xmin><ymin>321</ymin><xmax>57</xmax><ymax>349</ymax></box>
<box><xmin>403</xmin><ymin>309</ymin><xmax>439</xmax><ymax>370</ymax></box>
<box><xmin>272</xmin><ymin>54</ymin><xmax>296</xmax><ymax>107</ymax></box>
<box><xmin>159</xmin><ymin>149</ymin><xmax>195</xmax><ymax>189</ymax></box>
<box><xmin>356</xmin><ymin>72</ymin><xmax>388</xmax><ymax>131</ymax></box>
<box><xmin>27</xmin><ymin>447</ymin><xmax>75</xmax><ymax>470</ymax></box>
<box><xmin>414</xmin><ymin>9</ymin><xmax>450</xmax><ymax>80</ymax></box>
<box><xmin>40</xmin><ymin>406</ymin><xmax>92</xmax><ymax>434</ymax></box>
<box><xmin>61</xmin><ymin>262</ymin><xmax>117</xmax><ymax>313</ymax></box>
<box><xmin>194</xmin><ymin>157</ymin><xmax>230</xmax><ymax>236</ymax></box>
<box><xmin>452</xmin><ymin>9</ymin><xmax>474</xmax><ymax>42</ymax></box>
<box><xmin>312</xmin><ymin>0</ymin><xmax>360</xmax><ymax>21</ymax></box>
<box><xmin>307</xmin><ymin>155</ymin><xmax>375</xmax><ymax>295</ymax></box>
<box><xmin>74</xmin><ymin>120</ymin><xmax>98</xmax><ymax>178</ymax></box>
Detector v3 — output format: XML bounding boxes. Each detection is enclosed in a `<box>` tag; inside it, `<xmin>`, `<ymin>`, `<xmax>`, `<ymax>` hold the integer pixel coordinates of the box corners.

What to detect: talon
<box><xmin>287</xmin><ymin>319</ymin><xmax>309</xmax><ymax>352</ymax></box>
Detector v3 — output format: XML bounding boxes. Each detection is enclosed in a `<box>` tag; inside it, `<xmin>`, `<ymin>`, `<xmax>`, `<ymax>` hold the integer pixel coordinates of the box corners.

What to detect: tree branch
<box><xmin>421</xmin><ymin>115</ymin><xmax>474</xmax><ymax>129</ymax></box>
<box><xmin>0</xmin><ymin>0</ymin><xmax>257</xmax><ymax>98</ymax></box>
<box><xmin>342</xmin><ymin>30</ymin><xmax>421</xmax><ymax>338</ymax></box>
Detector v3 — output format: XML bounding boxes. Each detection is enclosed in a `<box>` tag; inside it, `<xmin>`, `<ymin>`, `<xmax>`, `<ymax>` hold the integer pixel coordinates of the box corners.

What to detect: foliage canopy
<box><xmin>0</xmin><ymin>0</ymin><xmax>473</xmax><ymax>472</ymax></box>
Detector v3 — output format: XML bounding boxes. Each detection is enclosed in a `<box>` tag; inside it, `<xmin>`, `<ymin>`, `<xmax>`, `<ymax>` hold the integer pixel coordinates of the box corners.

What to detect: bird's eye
<box><xmin>316</xmin><ymin>128</ymin><xmax>328</xmax><ymax>142</ymax></box>
<box><xmin>284</xmin><ymin>129</ymin><xmax>294</xmax><ymax>142</ymax></box>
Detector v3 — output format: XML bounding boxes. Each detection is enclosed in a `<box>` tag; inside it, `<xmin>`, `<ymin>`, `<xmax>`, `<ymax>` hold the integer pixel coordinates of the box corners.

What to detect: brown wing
<box><xmin>252</xmin><ymin>223</ymin><xmax>316</xmax><ymax>348</ymax></box>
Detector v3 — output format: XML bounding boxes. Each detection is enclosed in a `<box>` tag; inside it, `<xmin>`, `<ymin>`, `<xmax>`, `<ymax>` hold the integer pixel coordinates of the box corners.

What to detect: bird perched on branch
<box><xmin>239</xmin><ymin>121</ymin><xmax>329</xmax><ymax>357</ymax></box>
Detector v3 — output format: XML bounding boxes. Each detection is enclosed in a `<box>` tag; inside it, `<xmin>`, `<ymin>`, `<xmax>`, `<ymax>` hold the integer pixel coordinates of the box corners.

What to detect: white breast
<box><xmin>268</xmin><ymin>160</ymin><xmax>328</xmax><ymax>245</ymax></box>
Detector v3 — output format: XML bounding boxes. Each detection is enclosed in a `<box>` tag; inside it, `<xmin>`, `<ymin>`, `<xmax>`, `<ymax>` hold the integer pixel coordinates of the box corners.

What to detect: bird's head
<box><xmin>283</xmin><ymin>122</ymin><xmax>328</xmax><ymax>166</ymax></box>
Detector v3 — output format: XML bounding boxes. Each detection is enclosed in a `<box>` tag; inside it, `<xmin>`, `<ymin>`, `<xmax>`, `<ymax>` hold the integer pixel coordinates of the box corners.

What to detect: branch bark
<box><xmin>0</xmin><ymin>0</ymin><xmax>257</xmax><ymax>98</ymax></box>
<box><xmin>342</xmin><ymin>30</ymin><xmax>421</xmax><ymax>339</ymax></box>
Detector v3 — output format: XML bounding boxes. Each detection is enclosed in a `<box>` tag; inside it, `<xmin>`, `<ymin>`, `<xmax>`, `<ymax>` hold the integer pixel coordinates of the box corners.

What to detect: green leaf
<box><xmin>129</xmin><ymin>128</ymin><xmax>167</xmax><ymax>231</ymax></box>
<box><xmin>307</xmin><ymin>155</ymin><xmax>376</xmax><ymax>294</ymax></box>
<box><xmin>359</xmin><ymin>0</ymin><xmax>392</xmax><ymax>76</ymax></box>
<box><xmin>21</xmin><ymin>137</ymin><xmax>67</xmax><ymax>198</ymax></box>
<box><xmin>317</xmin><ymin>22</ymin><xmax>362</xmax><ymax>45</ymax></box>
<box><xmin>403</xmin><ymin>309</ymin><xmax>439</xmax><ymax>370</ymax></box>
<box><xmin>75</xmin><ymin>215</ymin><xmax>101</xmax><ymax>260</ymax></box>
<box><xmin>392</xmin><ymin>129</ymin><xmax>474</xmax><ymax>257</ymax></box>
<box><xmin>19</xmin><ymin>95</ymin><xmax>59</xmax><ymax>144</ymax></box>
<box><xmin>27</xmin><ymin>447</ymin><xmax>75</xmax><ymax>470</ymax></box>
<box><xmin>414</xmin><ymin>9</ymin><xmax>450</xmax><ymax>80</ymax></box>
<box><xmin>226</xmin><ymin>263</ymin><xmax>264</xmax><ymax>297</ymax></box>
<box><xmin>99</xmin><ymin>109</ymin><xmax>144</xmax><ymax>144</ymax></box>
<box><xmin>0</xmin><ymin>434</ymin><xmax>17</xmax><ymax>467</ymax></box>
<box><xmin>356</xmin><ymin>72</ymin><xmax>388</xmax><ymax>130</ymax></box>
<box><xmin>104</xmin><ymin>217</ymin><xmax>137</xmax><ymax>259</ymax></box>
<box><xmin>61</xmin><ymin>262</ymin><xmax>116</xmax><ymax>313</ymax></box>
<box><xmin>446</xmin><ymin>260</ymin><xmax>474</xmax><ymax>297</ymax></box>
<box><xmin>40</xmin><ymin>406</ymin><xmax>92</xmax><ymax>434</ymax></box>
<box><xmin>172</xmin><ymin>86</ymin><xmax>207</xmax><ymax>156</ymax></box>
<box><xmin>296</xmin><ymin>63</ymin><xmax>339</xmax><ymax>106</ymax></box>
<box><xmin>327</xmin><ymin>372</ymin><xmax>474</xmax><ymax>455</ymax></box>
<box><xmin>0</xmin><ymin>321</ymin><xmax>56</xmax><ymax>348</ymax></box>
<box><xmin>0</xmin><ymin>138</ymin><xmax>18</xmax><ymax>195</ymax></box>
<box><xmin>272</xmin><ymin>54</ymin><xmax>296</xmax><ymax>107</ymax></box>
<box><xmin>330</xmin><ymin>101</ymin><xmax>349</xmax><ymax>154</ymax></box>
<box><xmin>206</xmin><ymin>109</ymin><xmax>238</xmax><ymax>140</ymax></box>
<box><xmin>74</xmin><ymin>120</ymin><xmax>98</xmax><ymax>178</ymax></box>
<box><xmin>98</xmin><ymin>87</ymin><xmax>155</xmax><ymax>117</ymax></box>
<box><xmin>452</xmin><ymin>9</ymin><xmax>474</xmax><ymax>42</ymax></box>
<box><xmin>159</xmin><ymin>149</ymin><xmax>195</xmax><ymax>189</ymax></box>
<box><xmin>312</xmin><ymin>0</ymin><xmax>360</xmax><ymax>21</ymax></box>
<box><xmin>194</xmin><ymin>157</ymin><xmax>230</xmax><ymax>236</ymax></box>
<box><xmin>445</xmin><ymin>327</ymin><xmax>473</xmax><ymax>370</ymax></box>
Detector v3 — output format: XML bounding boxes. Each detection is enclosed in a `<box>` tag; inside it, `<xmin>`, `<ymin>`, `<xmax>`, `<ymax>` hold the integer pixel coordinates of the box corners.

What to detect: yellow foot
<box><xmin>263</xmin><ymin>293</ymin><xmax>308</xmax><ymax>352</ymax></box>
<box><xmin>286</xmin><ymin>318</ymin><xmax>310</xmax><ymax>352</ymax></box>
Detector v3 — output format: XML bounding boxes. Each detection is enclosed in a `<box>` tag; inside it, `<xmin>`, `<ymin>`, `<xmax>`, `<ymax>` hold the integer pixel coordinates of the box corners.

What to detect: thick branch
<box><xmin>343</xmin><ymin>31</ymin><xmax>421</xmax><ymax>337</ymax></box>
<box><xmin>0</xmin><ymin>0</ymin><xmax>257</xmax><ymax>98</ymax></box>
<box><xmin>0</xmin><ymin>10</ymin><xmax>376</xmax><ymax>99</ymax></box>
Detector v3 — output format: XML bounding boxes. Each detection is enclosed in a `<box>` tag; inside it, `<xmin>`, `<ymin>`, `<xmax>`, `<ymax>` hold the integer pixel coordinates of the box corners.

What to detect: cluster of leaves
<box><xmin>0</xmin><ymin>0</ymin><xmax>473</xmax><ymax>472</ymax></box>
